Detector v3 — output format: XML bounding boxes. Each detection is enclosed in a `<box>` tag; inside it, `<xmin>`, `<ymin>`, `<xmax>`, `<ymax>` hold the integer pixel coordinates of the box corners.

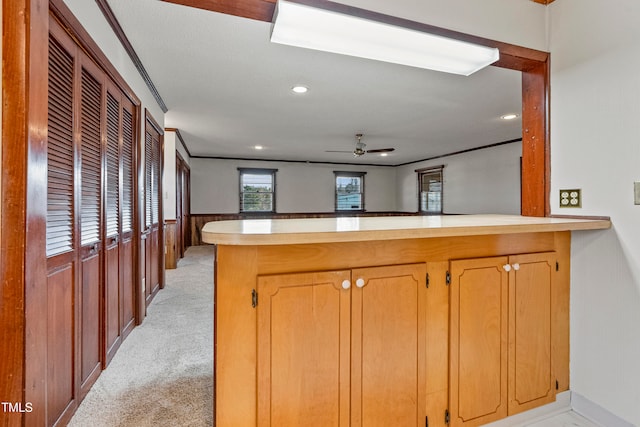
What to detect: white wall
<box><xmin>396</xmin><ymin>142</ymin><xmax>522</xmax><ymax>214</ymax></box>
<box><xmin>191</xmin><ymin>158</ymin><xmax>396</xmax><ymax>214</ymax></box>
<box><xmin>62</xmin><ymin>0</ymin><xmax>165</xmax><ymax>230</ymax></box>
<box><xmin>61</xmin><ymin>0</ymin><xmax>165</xmax><ymax>146</ymax></box>
<box><xmin>549</xmin><ymin>1</ymin><xmax>640</xmax><ymax>424</ymax></box>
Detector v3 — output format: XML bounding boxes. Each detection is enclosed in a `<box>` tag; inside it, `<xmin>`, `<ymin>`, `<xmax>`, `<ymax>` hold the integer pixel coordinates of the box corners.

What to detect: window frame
<box><xmin>416</xmin><ymin>165</ymin><xmax>444</xmax><ymax>215</ymax></box>
<box><xmin>334</xmin><ymin>171</ymin><xmax>366</xmax><ymax>212</ymax></box>
<box><xmin>238</xmin><ymin>167</ymin><xmax>278</xmax><ymax>213</ymax></box>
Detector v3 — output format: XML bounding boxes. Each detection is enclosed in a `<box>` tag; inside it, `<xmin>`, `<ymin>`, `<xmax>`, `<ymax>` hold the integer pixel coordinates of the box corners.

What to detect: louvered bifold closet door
<box><xmin>46</xmin><ymin>13</ymin><xmax>143</xmax><ymax>425</ymax></box>
<box><xmin>143</xmin><ymin>128</ymin><xmax>154</xmax><ymax>304</ymax></box>
<box><xmin>144</xmin><ymin>130</ymin><xmax>153</xmax><ymax>232</ymax></box>
<box><xmin>150</xmin><ymin>128</ymin><xmax>162</xmax><ymax>291</ymax></box>
<box><xmin>78</xmin><ymin>58</ymin><xmax>104</xmax><ymax>397</ymax></box>
<box><xmin>104</xmin><ymin>87</ymin><xmax>122</xmax><ymax>365</ymax></box>
<box><xmin>120</xmin><ymin>99</ymin><xmax>136</xmax><ymax>338</ymax></box>
<box><xmin>46</xmin><ymin>27</ymin><xmax>77</xmax><ymax>427</ymax></box>
<box><xmin>143</xmin><ymin>117</ymin><xmax>163</xmax><ymax>306</ymax></box>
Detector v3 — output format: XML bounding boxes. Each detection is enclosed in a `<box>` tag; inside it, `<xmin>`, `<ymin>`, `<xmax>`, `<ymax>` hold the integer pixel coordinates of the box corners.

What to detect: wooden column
<box><xmin>521</xmin><ymin>59</ymin><xmax>550</xmax><ymax>217</ymax></box>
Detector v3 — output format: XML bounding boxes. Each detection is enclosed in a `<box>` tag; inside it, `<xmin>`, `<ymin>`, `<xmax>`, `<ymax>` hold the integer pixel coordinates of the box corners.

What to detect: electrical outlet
<box><xmin>635</xmin><ymin>182</ymin><xmax>640</xmax><ymax>205</ymax></box>
<box><xmin>560</xmin><ymin>189</ymin><xmax>581</xmax><ymax>208</ymax></box>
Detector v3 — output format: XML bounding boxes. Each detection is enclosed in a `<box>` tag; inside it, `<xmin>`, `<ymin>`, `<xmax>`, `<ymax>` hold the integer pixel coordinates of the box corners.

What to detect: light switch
<box><xmin>560</xmin><ymin>189</ymin><xmax>581</xmax><ymax>208</ymax></box>
<box><xmin>635</xmin><ymin>182</ymin><xmax>640</xmax><ymax>205</ymax></box>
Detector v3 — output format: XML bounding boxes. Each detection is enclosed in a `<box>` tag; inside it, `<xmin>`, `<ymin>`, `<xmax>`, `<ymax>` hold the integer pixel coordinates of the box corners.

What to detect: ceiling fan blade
<box><xmin>325</xmin><ymin>150</ymin><xmax>354</xmax><ymax>153</ymax></box>
<box><xmin>366</xmin><ymin>148</ymin><xmax>395</xmax><ymax>153</ymax></box>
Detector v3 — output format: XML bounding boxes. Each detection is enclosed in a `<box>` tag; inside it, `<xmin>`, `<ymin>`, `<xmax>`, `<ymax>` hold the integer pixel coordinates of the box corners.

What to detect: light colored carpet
<box><xmin>68</xmin><ymin>245</ymin><xmax>215</xmax><ymax>427</ymax></box>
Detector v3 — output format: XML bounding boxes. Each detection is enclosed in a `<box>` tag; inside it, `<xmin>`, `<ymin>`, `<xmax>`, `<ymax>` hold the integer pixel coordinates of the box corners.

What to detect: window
<box><xmin>239</xmin><ymin>168</ymin><xmax>277</xmax><ymax>213</ymax></box>
<box><xmin>334</xmin><ymin>171</ymin><xmax>366</xmax><ymax>211</ymax></box>
<box><xmin>417</xmin><ymin>166</ymin><xmax>444</xmax><ymax>214</ymax></box>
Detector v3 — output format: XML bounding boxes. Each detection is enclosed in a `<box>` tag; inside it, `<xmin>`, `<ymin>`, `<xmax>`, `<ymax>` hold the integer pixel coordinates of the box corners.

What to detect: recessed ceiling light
<box><xmin>380</xmin><ymin>153</ymin><xmax>389</xmax><ymax>157</ymax></box>
<box><xmin>291</xmin><ymin>85</ymin><xmax>308</xmax><ymax>94</ymax></box>
<box><xmin>501</xmin><ymin>113</ymin><xmax>519</xmax><ymax>120</ymax></box>
<box><xmin>254</xmin><ymin>145</ymin><xmax>264</xmax><ymax>150</ymax></box>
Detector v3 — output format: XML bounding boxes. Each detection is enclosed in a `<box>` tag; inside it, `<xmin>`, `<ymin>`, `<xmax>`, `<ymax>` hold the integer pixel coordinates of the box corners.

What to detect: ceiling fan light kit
<box><xmin>270</xmin><ymin>0</ymin><xmax>499</xmax><ymax>76</ymax></box>
<box><xmin>326</xmin><ymin>133</ymin><xmax>395</xmax><ymax>158</ymax></box>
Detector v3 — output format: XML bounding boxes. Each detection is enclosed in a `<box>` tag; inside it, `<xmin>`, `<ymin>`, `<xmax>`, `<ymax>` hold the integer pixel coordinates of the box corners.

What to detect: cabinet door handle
<box><xmin>356</xmin><ymin>278</ymin><xmax>365</xmax><ymax>288</ymax></box>
<box><xmin>512</xmin><ymin>263</ymin><xmax>520</xmax><ymax>271</ymax></box>
<box><xmin>503</xmin><ymin>264</ymin><xmax>512</xmax><ymax>272</ymax></box>
<box><xmin>342</xmin><ymin>280</ymin><xmax>351</xmax><ymax>290</ymax></box>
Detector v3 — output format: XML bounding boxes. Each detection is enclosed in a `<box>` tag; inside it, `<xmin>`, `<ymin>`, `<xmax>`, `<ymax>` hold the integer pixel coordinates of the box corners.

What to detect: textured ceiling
<box><xmin>107</xmin><ymin>0</ymin><xmax>522</xmax><ymax>165</ymax></box>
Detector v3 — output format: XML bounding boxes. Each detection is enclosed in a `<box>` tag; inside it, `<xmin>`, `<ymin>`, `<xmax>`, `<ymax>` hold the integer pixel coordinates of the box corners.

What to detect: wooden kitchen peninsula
<box><xmin>202</xmin><ymin>215</ymin><xmax>610</xmax><ymax>427</ymax></box>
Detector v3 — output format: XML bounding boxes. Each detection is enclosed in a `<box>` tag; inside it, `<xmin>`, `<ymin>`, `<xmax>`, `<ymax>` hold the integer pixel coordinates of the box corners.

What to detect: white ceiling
<box><xmin>106</xmin><ymin>0</ymin><xmax>522</xmax><ymax>166</ymax></box>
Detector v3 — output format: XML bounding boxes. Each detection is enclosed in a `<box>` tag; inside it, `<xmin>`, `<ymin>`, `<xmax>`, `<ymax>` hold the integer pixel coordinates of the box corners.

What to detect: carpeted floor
<box><xmin>68</xmin><ymin>245</ymin><xmax>215</xmax><ymax>427</ymax></box>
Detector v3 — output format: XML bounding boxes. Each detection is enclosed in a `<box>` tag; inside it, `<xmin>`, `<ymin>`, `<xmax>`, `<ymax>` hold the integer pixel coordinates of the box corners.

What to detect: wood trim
<box><xmin>531</xmin><ymin>0</ymin><xmax>555</xmax><ymax>4</ymax></box>
<box><xmin>161</xmin><ymin>0</ymin><xmax>276</xmax><ymax>22</ymax></box>
<box><xmin>165</xmin><ymin>127</ymin><xmax>192</xmax><ymax>158</ymax></box>
<box><xmin>2</xmin><ymin>0</ymin><xmax>49</xmax><ymax>425</ymax></box>
<box><xmin>145</xmin><ymin>108</ymin><xmax>164</xmax><ymax>135</ymax></box>
<box><xmin>521</xmin><ymin>59</ymin><xmax>550</xmax><ymax>216</ymax></box>
<box><xmin>176</xmin><ymin>150</ymin><xmax>190</xmax><ymax>169</ymax></box>
<box><xmin>193</xmin><ymin>154</ymin><xmax>396</xmax><ymax>168</ymax></box>
<box><xmin>95</xmin><ymin>0</ymin><xmax>168</xmax><ymax>113</ymax></box>
<box><xmin>165</xmin><ymin>221</ymin><xmax>178</xmax><ymax>269</ymax></box>
<box><xmin>397</xmin><ymin>138</ymin><xmax>521</xmax><ymax>167</ymax></box>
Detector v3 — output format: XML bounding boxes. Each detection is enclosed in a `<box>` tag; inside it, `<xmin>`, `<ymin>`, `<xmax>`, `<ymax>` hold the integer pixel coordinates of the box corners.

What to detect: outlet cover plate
<box><xmin>635</xmin><ymin>182</ymin><xmax>640</xmax><ymax>205</ymax></box>
<box><xmin>560</xmin><ymin>189</ymin><xmax>581</xmax><ymax>208</ymax></box>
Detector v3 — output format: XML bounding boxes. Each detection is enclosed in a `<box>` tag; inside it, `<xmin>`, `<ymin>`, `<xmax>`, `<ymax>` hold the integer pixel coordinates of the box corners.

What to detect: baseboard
<box><xmin>483</xmin><ymin>391</ymin><xmax>572</xmax><ymax>427</ymax></box>
<box><xmin>571</xmin><ymin>392</ymin><xmax>634</xmax><ymax>427</ymax></box>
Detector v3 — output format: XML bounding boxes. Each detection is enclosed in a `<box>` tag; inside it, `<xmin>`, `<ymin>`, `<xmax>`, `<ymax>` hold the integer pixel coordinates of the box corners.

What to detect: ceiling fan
<box><xmin>326</xmin><ymin>134</ymin><xmax>395</xmax><ymax>157</ymax></box>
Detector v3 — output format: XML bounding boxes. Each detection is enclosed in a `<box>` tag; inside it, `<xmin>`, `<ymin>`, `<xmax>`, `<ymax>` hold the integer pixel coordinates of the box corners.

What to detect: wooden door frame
<box><xmin>162</xmin><ymin>0</ymin><xmax>550</xmax><ymax>217</ymax></box>
<box><xmin>176</xmin><ymin>155</ymin><xmax>183</xmax><ymax>258</ymax></box>
<box><xmin>176</xmin><ymin>150</ymin><xmax>191</xmax><ymax>252</ymax></box>
<box><xmin>1</xmin><ymin>1</ymin><xmax>49</xmax><ymax>425</ymax></box>
<box><xmin>2</xmin><ymin>0</ymin><xmax>549</xmax><ymax>425</ymax></box>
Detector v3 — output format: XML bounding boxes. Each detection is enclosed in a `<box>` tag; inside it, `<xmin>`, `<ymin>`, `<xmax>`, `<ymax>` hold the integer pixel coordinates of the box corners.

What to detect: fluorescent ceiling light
<box><xmin>271</xmin><ymin>0</ymin><xmax>499</xmax><ymax>76</ymax></box>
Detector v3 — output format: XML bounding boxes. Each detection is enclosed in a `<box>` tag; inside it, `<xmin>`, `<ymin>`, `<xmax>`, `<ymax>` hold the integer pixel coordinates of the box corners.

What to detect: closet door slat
<box><xmin>105</xmin><ymin>92</ymin><xmax>120</xmax><ymax>238</ymax></box>
<box><xmin>47</xmin><ymin>36</ymin><xmax>75</xmax><ymax>257</ymax></box>
<box><xmin>80</xmin><ymin>67</ymin><xmax>103</xmax><ymax>247</ymax></box>
<box><xmin>122</xmin><ymin>106</ymin><xmax>134</xmax><ymax>234</ymax></box>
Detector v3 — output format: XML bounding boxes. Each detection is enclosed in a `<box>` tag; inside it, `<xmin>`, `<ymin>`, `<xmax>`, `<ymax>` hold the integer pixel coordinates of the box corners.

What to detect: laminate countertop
<box><xmin>201</xmin><ymin>214</ymin><xmax>611</xmax><ymax>246</ymax></box>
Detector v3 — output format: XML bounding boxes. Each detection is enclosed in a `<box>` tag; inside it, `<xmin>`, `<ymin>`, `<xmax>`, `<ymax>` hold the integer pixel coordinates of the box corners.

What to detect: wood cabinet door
<box><xmin>351</xmin><ymin>263</ymin><xmax>427</xmax><ymax>427</ymax></box>
<box><xmin>257</xmin><ymin>270</ymin><xmax>351</xmax><ymax>427</ymax></box>
<box><xmin>449</xmin><ymin>257</ymin><xmax>509</xmax><ymax>427</ymax></box>
<box><xmin>508</xmin><ymin>252</ymin><xmax>556</xmax><ymax>414</ymax></box>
